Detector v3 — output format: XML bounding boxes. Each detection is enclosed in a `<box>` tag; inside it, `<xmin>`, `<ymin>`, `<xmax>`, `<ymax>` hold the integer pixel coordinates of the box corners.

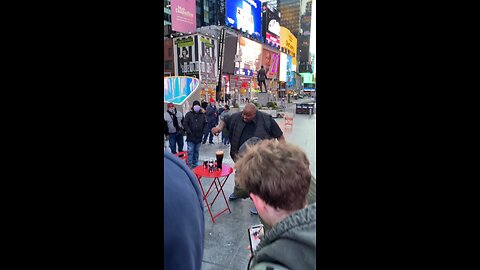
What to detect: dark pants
<box><xmin>259</xmin><ymin>80</ymin><xmax>267</xmax><ymax>92</ymax></box>
<box><xmin>202</xmin><ymin>122</ymin><xmax>216</xmax><ymax>143</ymax></box>
<box><xmin>187</xmin><ymin>141</ymin><xmax>201</xmax><ymax>168</ymax></box>
<box><xmin>168</xmin><ymin>133</ymin><xmax>184</xmax><ymax>154</ymax></box>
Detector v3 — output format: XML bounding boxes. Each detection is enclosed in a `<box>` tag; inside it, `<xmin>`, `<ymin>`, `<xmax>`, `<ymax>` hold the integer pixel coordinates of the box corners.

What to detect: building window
<box><xmin>164</xmin><ymin>60</ymin><xmax>173</xmax><ymax>70</ymax></box>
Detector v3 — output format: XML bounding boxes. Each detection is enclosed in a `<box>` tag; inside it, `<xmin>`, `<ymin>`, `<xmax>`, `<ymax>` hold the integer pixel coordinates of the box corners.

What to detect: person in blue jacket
<box><xmin>164</xmin><ymin>151</ymin><xmax>205</xmax><ymax>270</ymax></box>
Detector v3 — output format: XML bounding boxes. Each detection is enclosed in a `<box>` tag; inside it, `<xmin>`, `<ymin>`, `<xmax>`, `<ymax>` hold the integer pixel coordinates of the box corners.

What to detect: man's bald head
<box><xmin>242</xmin><ymin>103</ymin><xmax>257</xmax><ymax>123</ymax></box>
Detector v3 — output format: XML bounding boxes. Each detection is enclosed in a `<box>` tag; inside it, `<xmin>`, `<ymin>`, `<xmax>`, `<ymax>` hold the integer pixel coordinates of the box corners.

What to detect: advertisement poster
<box><xmin>174</xmin><ymin>35</ymin><xmax>199</xmax><ymax>78</ymax></box>
<box><xmin>280</xmin><ymin>26</ymin><xmax>297</xmax><ymax>58</ymax></box>
<box><xmin>164</xmin><ymin>76</ymin><xmax>200</xmax><ymax>105</ymax></box>
<box><xmin>262</xmin><ymin>3</ymin><xmax>280</xmax><ymax>46</ymax></box>
<box><xmin>225</xmin><ymin>0</ymin><xmax>262</xmax><ymax>36</ymax></box>
<box><xmin>279</xmin><ymin>53</ymin><xmax>287</xmax><ymax>82</ymax></box>
<box><xmin>235</xmin><ymin>36</ymin><xmax>262</xmax><ymax>77</ymax></box>
<box><xmin>199</xmin><ymin>36</ymin><xmax>218</xmax><ymax>84</ymax></box>
<box><xmin>261</xmin><ymin>48</ymin><xmax>279</xmax><ymax>79</ymax></box>
<box><xmin>286</xmin><ymin>55</ymin><xmax>294</xmax><ymax>89</ymax></box>
<box><xmin>170</xmin><ymin>0</ymin><xmax>196</xmax><ymax>33</ymax></box>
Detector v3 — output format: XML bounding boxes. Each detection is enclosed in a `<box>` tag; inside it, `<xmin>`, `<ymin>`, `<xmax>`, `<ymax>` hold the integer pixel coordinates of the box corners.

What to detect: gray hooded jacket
<box><xmin>250</xmin><ymin>203</ymin><xmax>316</xmax><ymax>270</ymax></box>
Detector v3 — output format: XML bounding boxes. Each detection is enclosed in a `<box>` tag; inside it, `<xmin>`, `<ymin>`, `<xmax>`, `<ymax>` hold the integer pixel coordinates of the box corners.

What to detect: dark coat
<box><xmin>164</xmin><ymin>151</ymin><xmax>204</xmax><ymax>270</ymax></box>
<box><xmin>184</xmin><ymin>110</ymin><xmax>207</xmax><ymax>143</ymax></box>
<box><xmin>205</xmin><ymin>105</ymin><xmax>218</xmax><ymax>124</ymax></box>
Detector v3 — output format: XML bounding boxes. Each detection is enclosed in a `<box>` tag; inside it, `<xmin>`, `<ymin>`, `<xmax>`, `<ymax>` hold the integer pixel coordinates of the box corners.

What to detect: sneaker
<box><xmin>250</xmin><ymin>208</ymin><xmax>258</xmax><ymax>215</ymax></box>
<box><xmin>228</xmin><ymin>193</ymin><xmax>238</xmax><ymax>201</ymax></box>
<box><xmin>209</xmin><ymin>142</ymin><xmax>214</xmax><ymax>144</ymax></box>
<box><xmin>202</xmin><ymin>141</ymin><xmax>206</xmax><ymax>144</ymax></box>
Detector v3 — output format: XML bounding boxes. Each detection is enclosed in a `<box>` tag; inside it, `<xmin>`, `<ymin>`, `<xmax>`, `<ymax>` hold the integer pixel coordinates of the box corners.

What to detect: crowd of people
<box><xmin>163</xmin><ymin>99</ymin><xmax>316</xmax><ymax>269</ymax></box>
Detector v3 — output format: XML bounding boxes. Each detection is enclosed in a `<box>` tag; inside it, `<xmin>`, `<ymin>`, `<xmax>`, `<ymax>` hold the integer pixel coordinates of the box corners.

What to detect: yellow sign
<box><xmin>280</xmin><ymin>27</ymin><xmax>297</xmax><ymax>58</ymax></box>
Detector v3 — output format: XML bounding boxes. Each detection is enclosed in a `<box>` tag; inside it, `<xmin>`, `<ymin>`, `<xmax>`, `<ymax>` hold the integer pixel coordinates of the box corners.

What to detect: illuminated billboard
<box><xmin>235</xmin><ymin>36</ymin><xmax>262</xmax><ymax>76</ymax></box>
<box><xmin>286</xmin><ymin>55</ymin><xmax>294</xmax><ymax>89</ymax></box>
<box><xmin>280</xmin><ymin>26</ymin><xmax>297</xmax><ymax>58</ymax></box>
<box><xmin>262</xmin><ymin>3</ymin><xmax>280</xmax><ymax>47</ymax></box>
<box><xmin>279</xmin><ymin>53</ymin><xmax>287</xmax><ymax>82</ymax></box>
<box><xmin>300</xmin><ymin>73</ymin><xmax>314</xmax><ymax>84</ymax></box>
<box><xmin>261</xmin><ymin>47</ymin><xmax>279</xmax><ymax>79</ymax></box>
<box><xmin>170</xmin><ymin>0</ymin><xmax>196</xmax><ymax>33</ymax></box>
<box><xmin>226</xmin><ymin>0</ymin><xmax>262</xmax><ymax>36</ymax></box>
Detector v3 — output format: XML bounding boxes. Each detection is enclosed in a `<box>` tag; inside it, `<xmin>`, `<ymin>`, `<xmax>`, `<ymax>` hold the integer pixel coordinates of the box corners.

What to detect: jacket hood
<box><xmin>253</xmin><ymin>203</ymin><xmax>316</xmax><ymax>270</ymax></box>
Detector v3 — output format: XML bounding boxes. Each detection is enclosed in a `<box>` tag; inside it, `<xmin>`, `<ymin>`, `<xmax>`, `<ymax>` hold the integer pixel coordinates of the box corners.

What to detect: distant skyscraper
<box><xmin>196</xmin><ymin>0</ymin><xmax>225</xmax><ymax>28</ymax></box>
<box><xmin>299</xmin><ymin>0</ymin><xmax>312</xmax><ymax>73</ymax></box>
<box><xmin>276</xmin><ymin>0</ymin><xmax>301</xmax><ymax>38</ymax></box>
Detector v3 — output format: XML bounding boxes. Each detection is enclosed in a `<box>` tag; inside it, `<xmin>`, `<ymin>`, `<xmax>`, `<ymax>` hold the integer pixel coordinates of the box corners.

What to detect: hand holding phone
<box><xmin>247</xmin><ymin>224</ymin><xmax>265</xmax><ymax>255</ymax></box>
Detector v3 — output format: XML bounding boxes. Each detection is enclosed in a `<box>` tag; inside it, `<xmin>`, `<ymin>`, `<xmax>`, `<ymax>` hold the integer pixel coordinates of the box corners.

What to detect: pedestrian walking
<box><xmin>219</xmin><ymin>105</ymin><xmax>231</xmax><ymax>145</ymax></box>
<box><xmin>164</xmin><ymin>103</ymin><xmax>185</xmax><ymax>154</ymax></box>
<box><xmin>184</xmin><ymin>100</ymin><xmax>207</xmax><ymax>168</ymax></box>
<box><xmin>202</xmin><ymin>98</ymin><xmax>218</xmax><ymax>145</ymax></box>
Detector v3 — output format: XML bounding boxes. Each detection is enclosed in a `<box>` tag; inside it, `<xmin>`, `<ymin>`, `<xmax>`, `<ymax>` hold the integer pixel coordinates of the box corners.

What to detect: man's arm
<box><xmin>211</xmin><ymin>119</ymin><xmax>226</xmax><ymax>136</ymax></box>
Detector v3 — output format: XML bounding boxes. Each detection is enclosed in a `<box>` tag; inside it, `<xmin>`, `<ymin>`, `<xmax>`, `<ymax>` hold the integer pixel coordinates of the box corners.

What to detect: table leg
<box><xmin>197</xmin><ymin>176</ymin><xmax>216</xmax><ymax>224</ymax></box>
<box><xmin>210</xmin><ymin>176</ymin><xmax>231</xmax><ymax>214</ymax></box>
<box><xmin>210</xmin><ymin>175</ymin><xmax>230</xmax><ymax>207</ymax></box>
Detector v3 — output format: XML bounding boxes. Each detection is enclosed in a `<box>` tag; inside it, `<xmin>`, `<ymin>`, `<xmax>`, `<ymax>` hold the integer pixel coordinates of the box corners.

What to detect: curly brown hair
<box><xmin>235</xmin><ymin>140</ymin><xmax>311</xmax><ymax>211</ymax></box>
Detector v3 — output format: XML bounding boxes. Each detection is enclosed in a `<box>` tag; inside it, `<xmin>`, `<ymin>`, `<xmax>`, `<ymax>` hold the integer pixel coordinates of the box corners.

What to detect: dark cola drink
<box><xmin>203</xmin><ymin>160</ymin><xmax>208</xmax><ymax>168</ymax></box>
<box><xmin>216</xmin><ymin>150</ymin><xmax>224</xmax><ymax>170</ymax></box>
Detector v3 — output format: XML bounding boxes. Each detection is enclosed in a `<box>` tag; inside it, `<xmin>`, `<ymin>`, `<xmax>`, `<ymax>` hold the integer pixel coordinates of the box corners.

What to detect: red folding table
<box><xmin>193</xmin><ymin>164</ymin><xmax>233</xmax><ymax>223</ymax></box>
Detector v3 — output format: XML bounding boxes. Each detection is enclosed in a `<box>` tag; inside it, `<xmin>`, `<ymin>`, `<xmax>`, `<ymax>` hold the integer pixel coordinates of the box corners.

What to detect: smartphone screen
<box><xmin>248</xmin><ymin>224</ymin><xmax>264</xmax><ymax>254</ymax></box>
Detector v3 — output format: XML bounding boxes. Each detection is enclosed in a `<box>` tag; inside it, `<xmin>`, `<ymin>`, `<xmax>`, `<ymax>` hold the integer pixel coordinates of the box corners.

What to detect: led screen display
<box><xmin>235</xmin><ymin>36</ymin><xmax>262</xmax><ymax>76</ymax></box>
<box><xmin>279</xmin><ymin>53</ymin><xmax>287</xmax><ymax>82</ymax></box>
<box><xmin>226</xmin><ymin>0</ymin><xmax>262</xmax><ymax>36</ymax></box>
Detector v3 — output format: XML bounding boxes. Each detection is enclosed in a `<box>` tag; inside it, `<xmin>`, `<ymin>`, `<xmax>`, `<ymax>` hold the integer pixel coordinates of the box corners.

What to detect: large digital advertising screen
<box><xmin>170</xmin><ymin>0</ymin><xmax>196</xmax><ymax>33</ymax></box>
<box><xmin>261</xmin><ymin>48</ymin><xmax>279</xmax><ymax>79</ymax></box>
<box><xmin>286</xmin><ymin>55</ymin><xmax>294</xmax><ymax>89</ymax></box>
<box><xmin>262</xmin><ymin>3</ymin><xmax>280</xmax><ymax>46</ymax></box>
<box><xmin>279</xmin><ymin>53</ymin><xmax>287</xmax><ymax>82</ymax></box>
<box><xmin>235</xmin><ymin>36</ymin><xmax>262</xmax><ymax>76</ymax></box>
<box><xmin>280</xmin><ymin>26</ymin><xmax>297</xmax><ymax>57</ymax></box>
<box><xmin>226</xmin><ymin>0</ymin><xmax>262</xmax><ymax>36</ymax></box>
<box><xmin>300</xmin><ymin>73</ymin><xmax>314</xmax><ymax>84</ymax></box>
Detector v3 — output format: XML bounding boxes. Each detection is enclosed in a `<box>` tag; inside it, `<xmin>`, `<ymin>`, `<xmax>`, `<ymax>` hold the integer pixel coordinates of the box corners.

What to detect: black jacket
<box><xmin>184</xmin><ymin>110</ymin><xmax>207</xmax><ymax>143</ymax></box>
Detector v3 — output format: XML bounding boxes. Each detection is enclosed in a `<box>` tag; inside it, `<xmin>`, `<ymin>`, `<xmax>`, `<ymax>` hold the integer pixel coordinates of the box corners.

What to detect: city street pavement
<box><xmin>167</xmin><ymin>98</ymin><xmax>316</xmax><ymax>269</ymax></box>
